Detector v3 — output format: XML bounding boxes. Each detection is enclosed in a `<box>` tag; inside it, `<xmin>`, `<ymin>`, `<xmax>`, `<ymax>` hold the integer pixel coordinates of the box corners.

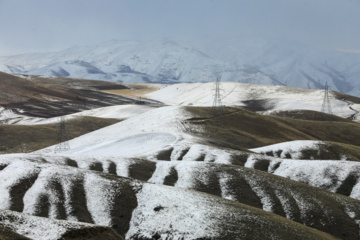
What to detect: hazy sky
<box><xmin>0</xmin><ymin>0</ymin><xmax>359</xmax><ymax>56</ymax></box>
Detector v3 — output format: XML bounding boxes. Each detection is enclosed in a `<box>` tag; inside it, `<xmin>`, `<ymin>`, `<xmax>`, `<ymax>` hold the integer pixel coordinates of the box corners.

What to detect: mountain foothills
<box><xmin>2</xmin><ymin>71</ymin><xmax>360</xmax><ymax>239</ymax></box>
<box><xmin>1</xmin><ymin>39</ymin><xmax>360</xmax><ymax>96</ymax></box>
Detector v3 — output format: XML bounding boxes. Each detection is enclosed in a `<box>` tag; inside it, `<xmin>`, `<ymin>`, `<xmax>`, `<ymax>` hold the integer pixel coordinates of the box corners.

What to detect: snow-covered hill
<box><xmin>0</xmin><ymin>209</ymin><xmax>123</xmax><ymax>240</ymax></box>
<box><xmin>2</xmin><ymin>39</ymin><xmax>359</xmax><ymax>96</ymax></box>
<box><xmin>0</xmin><ymin>156</ymin><xmax>343</xmax><ymax>240</ymax></box>
<box><xmin>2</xmin><ymin>102</ymin><xmax>360</xmax><ymax>239</ymax></box>
<box><xmin>3</xmin><ymin>72</ymin><xmax>360</xmax><ymax>239</ymax></box>
<box><xmin>145</xmin><ymin>82</ymin><xmax>360</xmax><ymax>120</ymax></box>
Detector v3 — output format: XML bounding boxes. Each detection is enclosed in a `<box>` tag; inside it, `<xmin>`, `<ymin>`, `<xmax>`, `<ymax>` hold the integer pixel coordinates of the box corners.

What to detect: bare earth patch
<box><xmin>102</xmin><ymin>83</ymin><xmax>165</xmax><ymax>98</ymax></box>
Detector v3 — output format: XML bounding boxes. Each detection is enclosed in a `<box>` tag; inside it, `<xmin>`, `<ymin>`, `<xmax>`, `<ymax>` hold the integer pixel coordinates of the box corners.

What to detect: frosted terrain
<box><xmin>146</xmin><ymin>82</ymin><xmax>360</xmax><ymax>120</ymax></box>
<box><xmin>1</xmin><ymin>80</ymin><xmax>360</xmax><ymax>239</ymax></box>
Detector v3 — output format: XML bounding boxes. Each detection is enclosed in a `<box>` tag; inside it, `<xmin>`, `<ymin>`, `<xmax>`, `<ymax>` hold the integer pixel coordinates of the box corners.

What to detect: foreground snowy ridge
<box><xmin>0</xmin><ymin>209</ymin><xmax>123</xmax><ymax>240</ymax></box>
<box><xmin>0</xmin><ymin>157</ymin><xmax>348</xmax><ymax>240</ymax></box>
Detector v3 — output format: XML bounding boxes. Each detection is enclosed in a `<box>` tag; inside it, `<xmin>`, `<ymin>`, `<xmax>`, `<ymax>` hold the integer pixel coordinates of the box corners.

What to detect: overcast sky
<box><xmin>0</xmin><ymin>0</ymin><xmax>359</xmax><ymax>56</ymax></box>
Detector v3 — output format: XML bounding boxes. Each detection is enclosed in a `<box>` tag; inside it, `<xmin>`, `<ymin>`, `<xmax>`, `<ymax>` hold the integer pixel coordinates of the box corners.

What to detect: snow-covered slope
<box><xmin>28</xmin><ymin>102</ymin><xmax>360</xmax><ymax>204</ymax></box>
<box><xmin>6</xmin><ymin>104</ymin><xmax>155</xmax><ymax>125</ymax></box>
<box><xmin>0</xmin><ymin>157</ymin><xmax>341</xmax><ymax>240</ymax></box>
<box><xmin>250</xmin><ymin>140</ymin><xmax>333</xmax><ymax>159</ymax></box>
<box><xmin>242</xmin><ymin>151</ymin><xmax>360</xmax><ymax>200</ymax></box>
<box><xmin>3</xmin><ymin>72</ymin><xmax>360</xmax><ymax>239</ymax></box>
<box><xmin>0</xmin><ymin>209</ymin><xmax>123</xmax><ymax>240</ymax></box>
<box><xmin>0</xmin><ymin>40</ymin><xmax>278</xmax><ymax>85</ymax></box>
<box><xmin>146</xmin><ymin>82</ymin><xmax>360</xmax><ymax>120</ymax></box>
<box><xmin>202</xmin><ymin>38</ymin><xmax>360</xmax><ymax>96</ymax></box>
<box><xmin>1</xmin><ymin>39</ymin><xmax>360</xmax><ymax>96</ymax></box>
<box><xmin>35</xmin><ymin>106</ymin><xmax>194</xmax><ymax>155</ymax></box>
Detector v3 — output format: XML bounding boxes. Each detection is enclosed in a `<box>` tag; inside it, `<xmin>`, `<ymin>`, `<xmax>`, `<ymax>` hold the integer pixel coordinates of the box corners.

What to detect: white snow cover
<box><xmin>2</xmin><ymin>81</ymin><xmax>360</xmax><ymax>125</ymax></box>
<box><xmin>5</xmin><ymin>104</ymin><xmax>154</xmax><ymax>125</ymax></box>
<box><xmin>0</xmin><ymin>107</ymin><xmax>42</xmax><ymax>124</ymax></box>
<box><xmin>0</xmin><ymin>209</ymin><xmax>100</xmax><ymax>240</ymax></box>
<box><xmin>273</xmin><ymin>160</ymin><xmax>360</xmax><ymax>198</ymax></box>
<box><xmin>3</xmin><ymin>151</ymin><xmax>360</xmax><ymax>239</ymax></box>
<box><xmin>0</xmin><ymin>160</ymin><xmax>40</xmax><ymax>210</ymax></box>
<box><xmin>156</xmin><ymin>142</ymin><xmax>234</xmax><ymax>164</ymax></box>
<box><xmin>2</xmin><ymin>38</ymin><xmax>360</xmax><ymax>98</ymax></box>
<box><xmin>148</xmin><ymin>161</ymin><xmax>209</xmax><ymax>191</ymax></box>
<box><xmin>250</xmin><ymin>140</ymin><xmax>325</xmax><ymax>159</ymax></box>
<box><xmin>0</xmin><ymin>158</ymin><xmax>135</xmax><ymax>238</ymax></box>
<box><xmin>146</xmin><ymin>82</ymin><xmax>360</xmax><ymax>119</ymax></box>
<box><xmin>0</xmin><ymin>39</ymin><xmax>279</xmax><ymax>86</ymax></box>
<box><xmin>68</xmin><ymin>132</ymin><xmax>177</xmax><ymax>157</ymax></box>
<box><xmin>2</xmin><ymin>156</ymin><xmax>333</xmax><ymax>240</ymax></box>
<box><xmin>35</xmin><ymin>106</ymin><xmax>197</xmax><ymax>156</ymax></box>
<box><xmin>2</xmin><ymin>69</ymin><xmax>360</xmax><ymax>239</ymax></box>
<box><xmin>126</xmin><ymin>183</ymin><xmax>219</xmax><ymax>239</ymax></box>
<box><xmin>0</xmin><ymin>63</ymin><xmax>9</xmax><ymax>72</ymax></box>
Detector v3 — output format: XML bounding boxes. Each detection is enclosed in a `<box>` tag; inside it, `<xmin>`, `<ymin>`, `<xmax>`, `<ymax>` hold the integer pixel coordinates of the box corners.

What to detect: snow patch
<box><xmin>67</xmin><ymin>132</ymin><xmax>177</xmax><ymax>157</ymax></box>
<box><xmin>250</xmin><ymin>140</ymin><xmax>324</xmax><ymax>159</ymax></box>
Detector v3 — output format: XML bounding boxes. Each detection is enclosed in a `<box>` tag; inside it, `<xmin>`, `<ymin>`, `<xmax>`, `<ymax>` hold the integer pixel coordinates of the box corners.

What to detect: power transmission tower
<box><xmin>54</xmin><ymin>116</ymin><xmax>70</xmax><ymax>153</ymax></box>
<box><xmin>321</xmin><ymin>82</ymin><xmax>332</xmax><ymax>115</ymax></box>
<box><xmin>211</xmin><ymin>77</ymin><xmax>224</xmax><ymax>117</ymax></box>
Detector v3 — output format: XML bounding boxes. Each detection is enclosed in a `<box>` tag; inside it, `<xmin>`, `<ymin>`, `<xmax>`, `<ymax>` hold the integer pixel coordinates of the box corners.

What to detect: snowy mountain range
<box><xmin>1</xmin><ymin>38</ymin><xmax>360</xmax><ymax>96</ymax></box>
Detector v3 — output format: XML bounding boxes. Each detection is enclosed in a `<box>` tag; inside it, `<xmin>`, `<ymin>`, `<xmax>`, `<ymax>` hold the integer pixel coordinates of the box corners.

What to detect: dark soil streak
<box><xmin>107</xmin><ymin>161</ymin><xmax>118</xmax><ymax>175</ymax></box>
<box><xmin>66</xmin><ymin>178</ymin><xmax>94</xmax><ymax>223</ymax></box>
<box><xmin>194</xmin><ymin>153</ymin><xmax>206</xmax><ymax>162</ymax></box>
<box><xmin>229</xmin><ymin>153</ymin><xmax>249</xmax><ymax>166</ymax></box>
<box><xmin>253</xmin><ymin>159</ymin><xmax>270</xmax><ymax>172</ymax></box>
<box><xmin>49</xmin><ymin>180</ymin><xmax>67</xmax><ymax>220</ymax></box>
<box><xmin>177</xmin><ymin>148</ymin><xmax>190</xmax><ymax>161</ymax></box>
<box><xmin>8</xmin><ymin>173</ymin><xmax>39</xmax><ymax>212</ymax></box>
<box><xmin>226</xmin><ymin>170</ymin><xmax>263</xmax><ymax>209</ymax></box>
<box><xmin>336</xmin><ymin>172</ymin><xmax>358</xmax><ymax>196</ymax></box>
<box><xmin>0</xmin><ymin>164</ymin><xmax>8</xmax><ymax>171</ymax></box>
<box><xmin>269</xmin><ymin>161</ymin><xmax>281</xmax><ymax>173</ymax></box>
<box><xmin>156</xmin><ymin>147</ymin><xmax>173</xmax><ymax>161</ymax></box>
<box><xmin>276</xmin><ymin>189</ymin><xmax>302</xmax><ymax>222</ymax></box>
<box><xmin>163</xmin><ymin>167</ymin><xmax>178</xmax><ymax>186</ymax></box>
<box><xmin>128</xmin><ymin>160</ymin><xmax>156</xmax><ymax>181</ymax></box>
<box><xmin>64</xmin><ymin>158</ymin><xmax>78</xmax><ymax>167</ymax></box>
<box><xmin>88</xmin><ymin>162</ymin><xmax>104</xmax><ymax>172</ymax></box>
<box><xmin>32</xmin><ymin>194</ymin><xmax>50</xmax><ymax>218</ymax></box>
<box><xmin>193</xmin><ymin>169</ymin><xmax>222</xmax><ymax>197</ymax></box>
<box><xmin>60</xmin><ymin>226</ymin><xmax>124</xmax><ymax>240</ymax></box>
<box><xmin>109</xmin><ymin>183</ymin><xmax>138</xmax><ymax>236</ymax></box>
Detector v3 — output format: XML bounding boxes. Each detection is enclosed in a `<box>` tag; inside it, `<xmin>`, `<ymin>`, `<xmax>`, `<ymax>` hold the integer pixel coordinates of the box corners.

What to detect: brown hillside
<box><xmin>0</xmin><ymin>72</ymin><xmax>161</xmax><ymax>117</ymax></box>
<box><xmin>184</xmin><ymin>106</ymin><xmax>360</xmax><ymax>151</ymax></box>
<box><xmin>0</xmin><ymin>116</ymin><xmax>120</xmax><ymax>154</ymax></box>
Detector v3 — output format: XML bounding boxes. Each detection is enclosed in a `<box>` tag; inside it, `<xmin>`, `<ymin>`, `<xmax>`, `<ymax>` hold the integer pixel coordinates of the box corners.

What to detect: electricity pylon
<box><xmin>54</xmin><ymin>116</ymin><xmax>70</xmax><ymax>153</ymax></box>
<box><xmin>211</xmin><ymin>77</ymin><xmax>224</xmax><ymax>117</ymax></box>
<box><xmin>321</xmin><ymin>82</ymin><xmax>332</xmax><ymax>115</ymax></box>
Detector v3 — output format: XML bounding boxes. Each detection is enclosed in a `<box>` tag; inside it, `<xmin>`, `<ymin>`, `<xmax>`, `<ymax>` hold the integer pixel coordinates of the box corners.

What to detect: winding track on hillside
<box><xmin>337</xmin><ymin>98</ymin><xmax>360</xmax><ymax>120</ymax></box>
<box><xmin>348</xmin><ymin>103</ymin><xmax>360</xmax><ymax>120</ymax></box>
